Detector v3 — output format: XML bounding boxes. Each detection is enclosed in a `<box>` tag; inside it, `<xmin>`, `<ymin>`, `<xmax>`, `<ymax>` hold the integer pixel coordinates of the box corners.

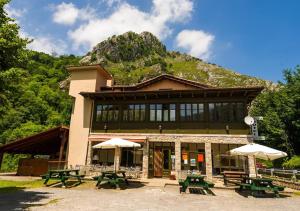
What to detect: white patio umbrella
<box><xmin>93</xmin><ymin>138</ymin><xmax>141</xmax><ymax>149</ymax></box>
<box><xmin>230</xmin><ymin>143</ymin><xmax>287</xmax><ymax>160</ymax></box>
<box><xmin>92</xmin><ymin>138</ymin><xmax>141</xmax><ymax>171</ymax></box>
<box><xmin>230</xmin><ymin>143</ymin><xmax>287</xmax><ymax>177</ymax></box>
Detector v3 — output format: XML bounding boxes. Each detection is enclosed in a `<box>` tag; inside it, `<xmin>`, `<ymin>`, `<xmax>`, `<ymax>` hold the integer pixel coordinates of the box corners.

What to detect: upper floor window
<box><xmin>96</xmin><ymin>104</ymin><xmax>119</xmax><ymax>122</ymax></box>
<box><xmin>180</xmin><ymin>103</ymin><xmax>204</xmax><ymax>121</ymax></box>
<box><xmin>150</xmin><ymin>104</ymin><xmax>176</xmax><ymax>122</ymax></box>
<box><xmin>123</xmin><ymin>104</ymin><xmax>146</xmax><ymax>122</ymax></box>
<box><xmin>209</xmin><ymin>102</ymin><xmax>244</xmax><ymax>122</ymax></box>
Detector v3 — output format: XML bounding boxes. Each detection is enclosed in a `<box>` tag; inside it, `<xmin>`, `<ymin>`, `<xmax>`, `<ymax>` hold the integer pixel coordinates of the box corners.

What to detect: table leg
<box><xmin>44</xmin><ymin>174</ymin><xmax>50</xmax><ymax>185</ymax></box>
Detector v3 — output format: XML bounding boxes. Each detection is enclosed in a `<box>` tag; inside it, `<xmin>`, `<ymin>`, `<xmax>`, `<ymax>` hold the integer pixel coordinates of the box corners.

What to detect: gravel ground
<box><xmin>1</xmin><ymin>184</ymin><xmax>300</xmax><ymax>211</ymax></box>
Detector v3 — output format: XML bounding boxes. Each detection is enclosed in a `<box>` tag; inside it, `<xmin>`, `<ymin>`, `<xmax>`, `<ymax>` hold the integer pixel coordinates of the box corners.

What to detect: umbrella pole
<box><xmin>254</xmin><ymin>155</ymin><xmax>257</xmax><ymax>178</ymax></box>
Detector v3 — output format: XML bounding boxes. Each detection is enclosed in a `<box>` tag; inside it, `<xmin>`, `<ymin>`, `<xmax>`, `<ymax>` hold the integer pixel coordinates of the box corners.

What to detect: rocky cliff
<box><xmin>80</xmin><ymin>31</ymin><xmax>275</xmax><ymax>89</ymax></box>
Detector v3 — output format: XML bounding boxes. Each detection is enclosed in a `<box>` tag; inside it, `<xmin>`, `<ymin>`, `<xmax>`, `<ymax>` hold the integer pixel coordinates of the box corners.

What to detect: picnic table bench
<box><xmin>93</xmin><ymin>170</ymin><xmax>129</xmax><ymax>189</ymax></box>
<box><xmin>239</xmin><ymin>177</ymin><xmax>285</xmax><ymax>197</ymax></box>
<box><xmin>223</xmin><ymin>171</ymin><xmax>249</xmax><ymax>186</ymax></box>
<box><xmin>179</xmin><ymin>175</ymin><xmax>214</xmax><ymax>194</ymax></box>
<box><xmin>41</xmin><ymin>169</ymin><xmax>84</xmax><ymax>187</ymax></box>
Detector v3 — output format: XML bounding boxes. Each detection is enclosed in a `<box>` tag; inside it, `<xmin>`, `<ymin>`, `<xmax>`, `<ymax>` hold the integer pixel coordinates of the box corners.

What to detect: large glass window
<box><xmin>150</xmin><ymin>104</ymin><xmax>176</xmax><ymax>122</ymax></box>
<box><xmin>92</xmin><ymin>148</ymin><xmax>115</xmax><ymax>166</ymax></box>
<box><xmin>121</xmin><ymin>146</ymin><xmax>143</xmax><ymax>168</ymax></box>
<box><xmin>180</xmin><ymin>103</ymin><xmax>204</xmax><ymax>121</ymax></box>
<box><xmin>122</xmin><ymin>104</ymin><xmax>146</xmax><ymax>121</ymax></box>
<box><xmin>211</xmin><ymin>143</ymin><xmax>246</xmax><ymax>175</ymax></box>
<box><xmin>231</xmin><ymin>102</ymin><xmax>245</xmax><ymax>122</ymax></box>
<box><xmin>209</xmin><ymin>102</ymin><xmax>245</xmax><ymax>122</ymax></box>
<box><xmin>181</xmin><ymin>143</ymin><xmax>206</xmax><ymax>174</ymax></box>
<box><xmin>96</xmin><ymin>104</ymin><xmax>119</xmax><ymax>122</ymax></box>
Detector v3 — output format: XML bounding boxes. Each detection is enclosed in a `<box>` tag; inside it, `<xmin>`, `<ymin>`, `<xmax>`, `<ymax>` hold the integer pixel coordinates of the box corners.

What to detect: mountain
<box><xmin>80</xmin><ymin>31</ymin><xmax>275</xmax><ymax>89</ymax></box>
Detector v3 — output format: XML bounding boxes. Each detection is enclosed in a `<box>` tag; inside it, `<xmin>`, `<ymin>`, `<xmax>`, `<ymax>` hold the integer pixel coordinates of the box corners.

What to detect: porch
<box><xmin>87</xmin><ymin>133</ymin><xmax>256</xmax><ymax>181</ymax></box>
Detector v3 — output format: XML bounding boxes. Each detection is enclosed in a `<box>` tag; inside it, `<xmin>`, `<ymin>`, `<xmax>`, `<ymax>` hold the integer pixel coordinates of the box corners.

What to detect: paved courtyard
<box><xmin>1</xmin><ymin>183</ymin><xmax>300</xmax><ymax>211</ymax></box>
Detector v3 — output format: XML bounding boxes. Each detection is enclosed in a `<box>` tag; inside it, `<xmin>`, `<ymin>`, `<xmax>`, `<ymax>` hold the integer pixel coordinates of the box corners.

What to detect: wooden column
<box><xmin>0</xmin><ymin>152</ymin><xmax>3</xmax><ymax>170</ymax></box>
<box><xmin>58</xmin><ymin>130</ymin><xmax>68</xmax><ymax>169</ymax></box>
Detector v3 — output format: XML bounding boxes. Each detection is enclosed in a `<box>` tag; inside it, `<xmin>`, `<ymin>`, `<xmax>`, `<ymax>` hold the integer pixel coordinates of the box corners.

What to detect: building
<box><xmin>67</xmin><ymin>64</ymin><xmax>263</xmax><ymax>181</ymax></box>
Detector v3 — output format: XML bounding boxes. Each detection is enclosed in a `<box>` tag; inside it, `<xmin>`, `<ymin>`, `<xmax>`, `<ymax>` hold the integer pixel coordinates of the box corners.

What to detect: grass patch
<box><xmin>293</xmin><ymin>191</ymin><xmax>300</xmax><ymax>196</ymax></box>
<box><xmin>0</xmin><ymin>179</ymin><xmax>44</xmax><ymax>192</ymax></box>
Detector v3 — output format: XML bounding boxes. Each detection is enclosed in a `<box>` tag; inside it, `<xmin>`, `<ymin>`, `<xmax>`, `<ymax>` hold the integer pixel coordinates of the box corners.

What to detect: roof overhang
<box><xmin>0</xmin><ymin>126</ymin><xmax>69</xmax><ymax>155</ymax></box>
<box><xmin>67</xmin><ymin>64</ymin><xmax>113</xmax><ymax>80</ymax></box>
<box><xmin>80</xmin><ymin>87</ymin><xmax>264</xmax><ymax>103</ymax></box>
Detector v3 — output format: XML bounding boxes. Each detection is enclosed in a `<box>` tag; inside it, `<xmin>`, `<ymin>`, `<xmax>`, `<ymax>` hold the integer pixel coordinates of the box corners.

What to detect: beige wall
<box><xmin>139</xmin><ymin>79</ymin><xmax>198</xmax><ymax>91</ymax></box>
<box><xmin>68</xmin><ymin>68</ymin><xmax>107</xmax><ymax>167</ymax></box>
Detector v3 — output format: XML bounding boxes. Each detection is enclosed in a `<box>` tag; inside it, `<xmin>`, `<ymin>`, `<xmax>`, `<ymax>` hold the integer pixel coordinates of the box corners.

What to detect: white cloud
<box><xmin>52</xmin><ymin>2</ymin><xmax>96</xmax><ymax>25</ymax></box>
<box><xmin>176</xmin><ymin>29</ymin><xmax>214</xmax><ymax>60</ymax></box>
<box><xmin>52</xmin><ymin>2</ymin><xmax>79</xmax><ymax>25</ymax></box>
<box><xmin>57</xmin><ymin>0</ymin><xmax>194</xmax><ymax>50</ymax></box>
<box><xmin>28</xmin><ymin>36</ymin><xmax>67</xmax><ymax>55</ymax></box>
<box><xmin>4</xmin><ymin>4</ymin><xmax>26</xmax><ymax>21</ymax></box>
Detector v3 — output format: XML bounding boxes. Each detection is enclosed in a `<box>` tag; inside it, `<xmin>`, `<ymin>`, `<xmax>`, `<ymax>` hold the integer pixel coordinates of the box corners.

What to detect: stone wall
<box><xmin>87</xmin><ymin>133</ymin><xmax>254</xmax><ymax>181</ymax></box>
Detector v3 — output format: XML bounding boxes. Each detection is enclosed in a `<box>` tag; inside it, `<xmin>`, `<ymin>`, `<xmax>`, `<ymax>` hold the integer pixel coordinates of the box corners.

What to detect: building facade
<box><xmin>67</xmin><ymin>64</ymin><xmax>263</xmax><ymax>181</ymax></box>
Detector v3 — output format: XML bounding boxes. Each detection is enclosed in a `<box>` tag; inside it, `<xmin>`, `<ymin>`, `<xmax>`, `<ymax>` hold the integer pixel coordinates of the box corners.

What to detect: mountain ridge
<box><xmin>80</xmin><ymin>31</ymin><xmax>275</xmax><ymax>89</ymax></box>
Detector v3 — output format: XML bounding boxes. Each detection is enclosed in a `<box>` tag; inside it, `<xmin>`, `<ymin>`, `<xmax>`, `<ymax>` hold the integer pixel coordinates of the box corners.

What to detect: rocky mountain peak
<box><xmin>80</xmin><ymin>31</ymin><xmax>166</xmax><ymax>65</ymax></box>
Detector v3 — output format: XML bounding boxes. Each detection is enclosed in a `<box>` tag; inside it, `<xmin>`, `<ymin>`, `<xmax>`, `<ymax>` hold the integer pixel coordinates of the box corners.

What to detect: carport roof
<box><xmin>0</xmin><ymin>126</ymin><xmax>69</xmax><ymax>155</ymax></box>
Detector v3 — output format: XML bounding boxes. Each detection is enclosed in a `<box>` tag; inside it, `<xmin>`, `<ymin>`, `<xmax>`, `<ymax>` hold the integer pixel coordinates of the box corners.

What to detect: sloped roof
<box><xmin>101</xmin><ymin>74</ymin><xmax>213</xmax><ymax>91</ymax></box>
<box><xmin>0</xmin><ymin>126</ymin><xmax>69</xmax><ymax>155</ymax></box>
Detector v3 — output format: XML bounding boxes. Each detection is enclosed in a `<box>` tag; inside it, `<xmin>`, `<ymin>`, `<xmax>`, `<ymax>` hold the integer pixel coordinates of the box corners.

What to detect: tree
<box><xmin>0</xmin><ymin>0</ymin><xmax>29</xmax><ymax>71</ymax></box>
<box><xmin>250</xmin><ymin>66</ymin><xmax>300</xmax><ymax>156</ymax></box>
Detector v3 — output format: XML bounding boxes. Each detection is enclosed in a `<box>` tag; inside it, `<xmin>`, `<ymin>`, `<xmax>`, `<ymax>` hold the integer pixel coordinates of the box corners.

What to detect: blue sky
<box><xmin>5</xmin><ymin>0</ymin><xmax>300</xmax><ymax>82</ymax></box>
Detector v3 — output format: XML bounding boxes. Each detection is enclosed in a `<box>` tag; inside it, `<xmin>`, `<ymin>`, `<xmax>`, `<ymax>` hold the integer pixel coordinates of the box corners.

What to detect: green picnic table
<box><xmin>41</xmin><ymin>169</ymin><xmax>84</xmax><ymax>187</ymax></box>
<box><xmin>239</xmin><ymin>177</ymin><xmax>284</xmax><ymax>197</ymax></box>
<box><xmin>93</xmin><ymin>170</ymin><xmax>129</xmax><ymax>189</ymax></box>
<box><xmin>179</xmin><ymin>175</ymin><xmax>214</xmax><ymax>194</ymax></box>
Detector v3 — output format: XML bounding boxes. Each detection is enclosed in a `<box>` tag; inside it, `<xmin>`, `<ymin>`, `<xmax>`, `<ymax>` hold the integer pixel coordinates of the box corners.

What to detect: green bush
<box><xmin>282</xmin><ymin>156</ymin><xmax>300</xmax><ymax>169</ymax></box>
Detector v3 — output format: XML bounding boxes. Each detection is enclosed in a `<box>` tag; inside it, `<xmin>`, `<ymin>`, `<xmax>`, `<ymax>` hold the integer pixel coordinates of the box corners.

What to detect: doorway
<box><xmin>149</xmin><ymin>142</ymin><xmax>174</xmax><ymax>178</ymax></box>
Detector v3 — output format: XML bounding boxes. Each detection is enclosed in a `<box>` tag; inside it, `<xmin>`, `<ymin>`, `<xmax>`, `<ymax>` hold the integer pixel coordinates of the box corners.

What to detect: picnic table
<box><xmin>239</xmin><ymin>177</ymin><xmax>284</xmax><ymax>197</ymax></box>
<box><xmin>223</xmin><ymin>171</ymin><xmax>249</xmax><ymax>186</ymax></box>
<box><xmin>41</xmin><ymin>169</ymin><xmax>84</xmax><ymax>187</ymax></box>
<box><xmin>179</xmin><ymin>175</ymin><xmax>214</xmax><ymax>194</ymax></box>
<box><xmin>93</xmin><ymin>170</ymin><xmax>129</xmax><ymax>189</ymax></box>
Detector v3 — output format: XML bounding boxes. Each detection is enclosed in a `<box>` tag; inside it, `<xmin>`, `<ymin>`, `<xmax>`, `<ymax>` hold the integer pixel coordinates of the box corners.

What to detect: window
<box><xmin>231</xmin><ymin>102</ymin><xmax>244</xmax><ymax>122</ymax></box>
<box><xmin>150</xmin><ymin>104</ymin><xmax>176</xmax><ymax>122</ymax></box>
<box><xmin>95</xmin><ymin>104</ymin><xmax>119</xmax><ymax>122</ymax></box>
<box><xmin>209</xmin><ymin>102</ymin><xmax>245</xmax><ymax>122</ymax></box>
<box><xmin>181</xmin><ymin>143</ymin><xmax>206</xmax><ymax>174</ymax></box>
<box><xmin>121</xmin><ymin>146</ymin><xmax>143</xmax><ymax>168</ymax></box>
<box><xmin>123</xmin><ymin>104</ymin><xmax>146</xmax><ymax>121</ymax></box>
<box><xmin>180</xmin><ymin>103</ymin><xmax>204</xmax><ymax>121</ymax></box>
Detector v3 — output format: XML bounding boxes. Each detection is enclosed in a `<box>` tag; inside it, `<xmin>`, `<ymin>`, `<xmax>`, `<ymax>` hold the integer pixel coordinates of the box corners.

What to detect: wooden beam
<box><xmin>58</xmin><ymin>130</ymin><xmax>68</xmax><ymax>167</ymax></box>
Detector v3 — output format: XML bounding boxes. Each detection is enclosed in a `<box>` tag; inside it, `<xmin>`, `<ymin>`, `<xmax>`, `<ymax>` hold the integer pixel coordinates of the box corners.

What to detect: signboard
<box><xmin>182</xmin><ymin>152</ymin><xmax>188</xmax><ymax>165</ymax></box>
<box><xmin>197</xmin><ymin>154</ymin><xmax>204</xmax><ymax>162</ymax></box>
<box><xmin>190</xmin><ymin>159</ymin><xmax>196</xmax><ymax>166</ymax></box>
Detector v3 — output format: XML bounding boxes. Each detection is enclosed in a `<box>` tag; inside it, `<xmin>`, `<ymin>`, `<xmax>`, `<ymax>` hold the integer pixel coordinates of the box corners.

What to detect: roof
<box><xmin>101</xmin><ymin>74</ymin><xmax>213</xmax><ymax>91</ymax></box>
<box><xmin>67</xmin><ymin>64</ymin><xmax>113</xmax><ymax>79</ymax></box>
<box><xmin>81</xmin><ymin>86</ymin><xmax>264</xmax><ymax>103</ymax></box>
<box><xmin>0</xmin><ymin>126</ymin><xmax>69</xmax><ymax>155</ymax></box>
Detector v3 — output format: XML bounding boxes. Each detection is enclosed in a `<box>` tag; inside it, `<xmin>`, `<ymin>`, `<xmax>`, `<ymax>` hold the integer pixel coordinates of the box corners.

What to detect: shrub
<box><xmin>282</xmin><ymin>156</ymin><xmax>300</xmax><ymax>169</ymax></box>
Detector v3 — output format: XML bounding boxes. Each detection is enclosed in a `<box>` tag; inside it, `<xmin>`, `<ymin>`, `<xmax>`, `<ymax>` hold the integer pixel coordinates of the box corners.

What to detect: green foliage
<box><xmin>0</xmin><ymin>0</ymin><xmax>81</xmax><ymax>171</ymax></box>
<box><xmin>250</xmin><ymin>66</ymin><xmax>300</xmax><ymax>156</ymax></box>
<box><xmin>0</xmin><ymin>0</ymin><xmax>29</xmax><ymax>70</ymax></box>
<box><xmin>282</xmin><ymin>156</ymin><xmax>300</xmax><ymax>169</ymax></box>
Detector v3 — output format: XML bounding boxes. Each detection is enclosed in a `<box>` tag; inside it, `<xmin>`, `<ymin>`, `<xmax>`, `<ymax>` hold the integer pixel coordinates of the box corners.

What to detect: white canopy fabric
<box><xmin>92</xmin><ymin>138</ymin><xmax>141</xmax><ymax>149</ymax></box>
<box><xmin>230</xmin><ymin>143</ymin><xmax>287</xmax><ymax>160</ymax></box>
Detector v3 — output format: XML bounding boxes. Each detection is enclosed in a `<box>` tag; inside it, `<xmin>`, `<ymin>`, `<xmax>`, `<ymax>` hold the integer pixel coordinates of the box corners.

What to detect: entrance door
<box><xmin>154</xmin><ymin>147</ymin><xmax>163</xmax><ymax>177</ymax></box>
<box><xmin>162</xmin><ymin>149</ymin><xmax>171</xmax><ymax>177</ymax></box>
